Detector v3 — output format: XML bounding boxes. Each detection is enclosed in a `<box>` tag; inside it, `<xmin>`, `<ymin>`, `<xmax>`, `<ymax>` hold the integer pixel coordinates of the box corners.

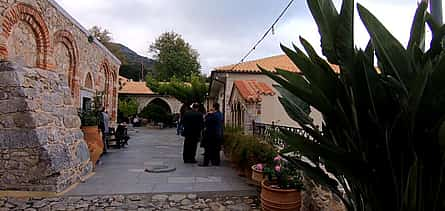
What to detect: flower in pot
<box><xmin>251</xmin><ymin>163</ymin><xmax>265</xmax><ymax>184</ymax></box>
<box><xmin>261</xmin><ymin>155</ymin><xmax>304</xmax><ymax>211</ymax></box>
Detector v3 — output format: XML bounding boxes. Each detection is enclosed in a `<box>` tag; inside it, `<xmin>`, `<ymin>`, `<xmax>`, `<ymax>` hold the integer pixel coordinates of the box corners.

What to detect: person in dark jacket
<box><xmin>181</xmin><ymin>103</ymin><xmax>204</xmax><ymax>163</ymax></box>
<box><xmin>98</xmin><ymin>107</ymin><xmax>109</xmax><ymax>153</ymax></box>
<box><xmin>200</xmin><ymin>103</ymin><xmax>223</xmax><ymax>166</ymax></box>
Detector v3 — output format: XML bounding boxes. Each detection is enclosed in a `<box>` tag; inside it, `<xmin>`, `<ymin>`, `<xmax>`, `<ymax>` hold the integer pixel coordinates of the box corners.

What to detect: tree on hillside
<box><xmin>89</xmin><ymin>26</ymin><xmax>130</xmax><ymax>65</ymax></box>
<box><xmin>149</xmin><ymin>32</ymin><xmax>201</xmax><ymax>81</ymax></box>
<box><xmin>89</xmin><ymin>26</ymin><xmax>112</xmax><ymax>44</ymax></box>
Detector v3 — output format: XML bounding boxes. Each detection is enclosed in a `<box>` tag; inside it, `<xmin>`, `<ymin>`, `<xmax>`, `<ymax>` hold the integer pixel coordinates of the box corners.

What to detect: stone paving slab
<box><xmin>68</xmin><ymin>128</ymin><xmax>256</xmax><ymax>196</ymax></box>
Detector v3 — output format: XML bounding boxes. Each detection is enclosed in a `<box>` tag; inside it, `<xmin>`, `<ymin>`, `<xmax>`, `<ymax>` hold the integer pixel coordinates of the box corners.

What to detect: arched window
<box><xmin>85</xmin><ymin>73</ymin><xmax>93</xmax><ymax>90</ymax></box>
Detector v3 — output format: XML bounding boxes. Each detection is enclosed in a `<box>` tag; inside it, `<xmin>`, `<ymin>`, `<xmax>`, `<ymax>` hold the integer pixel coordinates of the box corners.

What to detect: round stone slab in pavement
<box><xmin>145</xmin><ymin>165</ymin><xmax>176</xmax><ymax>173</ymax></box>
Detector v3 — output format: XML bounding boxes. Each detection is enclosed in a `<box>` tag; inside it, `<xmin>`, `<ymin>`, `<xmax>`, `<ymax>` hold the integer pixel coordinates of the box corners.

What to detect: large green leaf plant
<box><xmin>262</xmin><ymin>0</ymin><xmax>445</xmax><ymax>210</ymax></box>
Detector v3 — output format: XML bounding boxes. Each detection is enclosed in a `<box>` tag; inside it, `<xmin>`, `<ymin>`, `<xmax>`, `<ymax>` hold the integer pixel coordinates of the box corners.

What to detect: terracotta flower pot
<box><xmin>261</xmin><ymin>179</ymin><xmax>302</xmax><ymax>211</ymax></box>
<box><xmin>81</xmin><ymin>126</ymin><xmax>104</xmax><ymax>169</ymax></box>
<box><xmin>251</xmin><ymin>165</ymin><xmax>265</xmax><ymax>184</ymax></box>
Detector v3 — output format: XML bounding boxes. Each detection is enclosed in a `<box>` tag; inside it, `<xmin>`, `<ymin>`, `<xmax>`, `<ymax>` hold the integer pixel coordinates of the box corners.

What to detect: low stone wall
<box><xmin>0</xmin><ymin>61</ymin><xmax>92</xmax><ymax>192</ymax></box>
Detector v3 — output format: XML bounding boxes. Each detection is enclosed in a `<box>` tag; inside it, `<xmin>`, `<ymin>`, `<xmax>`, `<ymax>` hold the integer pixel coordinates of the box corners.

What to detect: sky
<box><xmin>56</xmin><ymin>0</ymin><xmax>441</xmax><ymax>74</ymax></box>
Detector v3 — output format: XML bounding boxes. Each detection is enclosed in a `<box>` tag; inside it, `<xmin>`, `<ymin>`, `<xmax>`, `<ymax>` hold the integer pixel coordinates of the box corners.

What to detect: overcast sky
<box><xmin>56</xmin><ymin>0</ymin><xmax>440</xmax><ymax>74</ymax></box>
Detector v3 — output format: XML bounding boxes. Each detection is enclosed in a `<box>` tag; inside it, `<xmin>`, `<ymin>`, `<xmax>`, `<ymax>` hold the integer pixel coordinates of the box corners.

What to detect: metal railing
<box><xmin>252</xmin><ymin>121</ymin><xmax>312</xmax><ymax>149</ymax></box>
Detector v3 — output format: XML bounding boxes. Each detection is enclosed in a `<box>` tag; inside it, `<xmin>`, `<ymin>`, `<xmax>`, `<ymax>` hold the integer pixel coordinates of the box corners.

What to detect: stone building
<box><xmin>0</xmin><ymin>0</ymin><xmax>120</xmax><ymax>193</ymax></box>
<box><xmin>0</xmin><ymin>0</ymin><xmax>121</xmax><ymax>118</ymax></box>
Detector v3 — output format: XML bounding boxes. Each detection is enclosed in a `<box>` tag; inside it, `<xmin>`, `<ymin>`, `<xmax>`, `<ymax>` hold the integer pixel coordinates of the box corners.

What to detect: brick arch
<box><xmin>0</xmin><ymin>3</ymin><xmax>52</xmax><ymax>69</ymax></box>
<box><xmin>84</xmin><ymin>72</ymin><xmax>94</xmax><ymax>90</ymax></box>
<box><xmin>54</xmin><ymin>30</ymin><xmax>79</xmax><ymax>97</ymax></box>
<box><xmin>100</xmin><ymin>58</ymin><xmax>115</xmax><ymax>118</ymax></box>
<box><xmin>100</xmin><ymin>59</ymin><xmax>119</xmax><ymax>120</ymax></box>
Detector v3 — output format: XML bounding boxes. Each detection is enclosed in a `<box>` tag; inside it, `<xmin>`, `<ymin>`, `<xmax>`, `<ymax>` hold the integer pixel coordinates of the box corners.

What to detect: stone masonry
<box><xmin>0</xmin><ymin>62</ymin><xmax>92</xmax><ymax>192</ymax></box>
<box><xmin>0</xmin><ymin>0</ymin><xmax>120</xmax><ymax>192</ymax></box>
<box><xmin>0</xmin><ymin>0</ymin><xmax>121</xmax><ymax>120</ymax></box>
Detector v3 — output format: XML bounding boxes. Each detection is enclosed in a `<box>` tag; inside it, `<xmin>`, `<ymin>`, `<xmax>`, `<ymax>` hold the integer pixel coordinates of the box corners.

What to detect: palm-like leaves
<box><xmin>262</xmin><ymin>0</ymin><xmax>445</xmax><ymax>210</ymax></box>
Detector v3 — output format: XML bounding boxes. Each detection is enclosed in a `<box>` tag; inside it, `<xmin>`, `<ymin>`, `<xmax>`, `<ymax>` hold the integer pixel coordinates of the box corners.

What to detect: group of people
<box><xmin>181</xmin><ymin>102</ymin><xmax>223</xmax><ymax>166</ymax></box>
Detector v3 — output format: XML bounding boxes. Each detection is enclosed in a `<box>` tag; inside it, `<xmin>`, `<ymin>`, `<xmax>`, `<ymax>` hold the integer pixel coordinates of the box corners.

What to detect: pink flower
<box><xmin>255</xmin><ymin>163</ymin><xmax>264</xmax><ymax>171</ymax></box>
<box><xmin>275</xmin><ymin>165</ymin><xmax>281</xmax><ymax>172</ymax></box>
<box><xmin>274</xmin><ymin>155</ymin><xmax>282</xmax><ymax>161</ymax></box>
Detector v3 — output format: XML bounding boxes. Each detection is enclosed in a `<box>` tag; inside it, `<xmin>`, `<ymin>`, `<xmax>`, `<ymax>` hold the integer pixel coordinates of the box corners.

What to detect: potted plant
<box><xmin>261</xmin><ymin>155</ymin><xmax>304</xmax><ymax>211</ymax></box>
<box><xmin>79</xmin><ymin>95</ymin><xmax>104</xmax><ymax>169</ymax></box>
<box><xmin>251</xmin><ymin>163</ymin><xmax>265</xmax><ymax>184</ymax></box>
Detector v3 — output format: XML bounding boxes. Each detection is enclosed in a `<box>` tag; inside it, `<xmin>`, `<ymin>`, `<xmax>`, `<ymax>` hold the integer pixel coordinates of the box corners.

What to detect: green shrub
<box><xmin>140</xmin><ymin>103</ymin><xmax>172</xmax><ymax>124</ymax></box>
<box><xmin>79</xmin><ymin>110</ymin><xmax>98</xmax><ymax>126</ymax></box>
<box><xmin>223</xmin><ymin>128</ymin><xmax>277</xmax><ymax>172</ymax></box>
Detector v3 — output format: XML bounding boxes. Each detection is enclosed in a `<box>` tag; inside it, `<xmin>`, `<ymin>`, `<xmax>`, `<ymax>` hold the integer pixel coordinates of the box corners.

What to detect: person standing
<box><xmin>181</xmin><ymin>103</ymin><xmax>204</xmax><ymax>163</ymax></box>
<box><xmin>200</xmin><ymin>103</ymin><xmax>223</xmax><ymax>166</ymax></box>
<box><xmin>213</xmin><ymin>103</ymin><xmax>224</xmax><ymax>137</ymax></box>
<box><xmin>98</xmin><ymin>108</ymin><xmax>109</xmax><ymax>153</ymax></box>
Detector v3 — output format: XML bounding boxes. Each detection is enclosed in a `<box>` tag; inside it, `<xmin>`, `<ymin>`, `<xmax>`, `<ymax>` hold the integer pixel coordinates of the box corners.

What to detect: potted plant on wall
<box><xmin>261</xmin><ymin>155</ymin><xmax>304</xmax><ymax>211</ymax></box>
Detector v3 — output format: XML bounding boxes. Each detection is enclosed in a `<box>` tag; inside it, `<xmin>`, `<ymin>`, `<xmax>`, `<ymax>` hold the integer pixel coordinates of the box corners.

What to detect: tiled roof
<box><xmin>215</xmin><ymin>54</ymin><xmax>340</xmax><ymax>73</ymax></box>
<box><xmin>233</xmin><ymin>80</ymin><xmax>275</xmax><ymax>103</ymax></box>
<box><xmin>215</xmin><ymin>55</ymin><xmax>300</xmax><ymax>73</ymax></box>
<box><xmin>118</xmin><ymin>77</ymin><xmax>154</xmax><ymax>95</ymax></box>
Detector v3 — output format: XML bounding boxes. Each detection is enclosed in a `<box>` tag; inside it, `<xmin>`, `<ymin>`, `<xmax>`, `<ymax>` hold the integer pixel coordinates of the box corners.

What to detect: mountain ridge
<box><xmin>104</xmin><ymin>42</ymin><xmax>154</xmax><ymax>81</ymax></box>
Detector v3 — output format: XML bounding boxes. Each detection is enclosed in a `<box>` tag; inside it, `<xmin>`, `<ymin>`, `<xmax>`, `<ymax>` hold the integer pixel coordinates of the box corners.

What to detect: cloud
<box><xmin>56</xmin><ymin>0</ymin><xmax>437</xmax><ymax>74</ymax></box>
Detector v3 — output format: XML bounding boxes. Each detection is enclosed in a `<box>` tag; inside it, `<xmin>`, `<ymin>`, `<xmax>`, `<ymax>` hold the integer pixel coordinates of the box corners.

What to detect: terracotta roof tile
<box><xmin>215</xmin><ymin>54</ymin><xmax>340</xmax><ymax>74</ymax></box>
<box><xmin>216</xmin><ymin>55</ymin><xmax>299</xmax><ymax>73</ymax></box>
<box><xmin>233</xmin><ymin>80</ymin><xmax>275</xmax><ymax>103</ymax></box>
<box><xmin>118</xmin><ymin>79</ymin><xmax>154</xmax><ymax>95</ymax></box>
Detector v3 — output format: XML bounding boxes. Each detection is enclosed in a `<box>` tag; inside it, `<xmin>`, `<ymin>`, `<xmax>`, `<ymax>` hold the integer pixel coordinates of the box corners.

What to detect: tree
<box><xmin>89</xmin><ymin>26</ymin><xmax>112</xmax><ymax>44</ymax></box>
<box><xmin>150</xmin><ymin>32</ymin><xmax>201</xmax><ymax>81</ymax></box>
<box><xmin>146</xmin><ymin>73</ymin><xmax>207</xmax><ymax>107</ymax></box>
<box><xmin>264</xmin><ymin>0</ymin><xmax>445</xmax><ymax>210</ymax></box>
<box><xmin>118</xmin><ymin>98</ymin><xmax>138</xmax><ymax>118</ymax></box>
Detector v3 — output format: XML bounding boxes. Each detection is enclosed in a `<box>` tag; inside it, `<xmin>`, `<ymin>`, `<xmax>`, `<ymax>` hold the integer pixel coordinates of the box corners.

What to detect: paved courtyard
<box><xmin>68</xmin><ymin>128</ymin><xmax>256</xmax><ymax>195</ymax></box>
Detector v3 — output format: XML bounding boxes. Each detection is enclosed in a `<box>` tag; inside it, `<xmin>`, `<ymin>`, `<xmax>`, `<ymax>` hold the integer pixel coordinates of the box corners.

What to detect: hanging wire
<box><xmin>229</xmin><ymin>0</ymin><xmax>295</xmax><ymax>71</ymax></box>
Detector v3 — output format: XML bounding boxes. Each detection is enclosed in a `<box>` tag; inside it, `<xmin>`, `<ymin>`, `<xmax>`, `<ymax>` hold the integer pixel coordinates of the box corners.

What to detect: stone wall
<box><xmin>0</xmin><ymin>0</ymin><xmax>121</xmax><ymax>120</ymax></box>
<box><xmin>0</xmin><ymin>0</ymin><xmax>120</xmax><ymax>192</ymax></box>
<box><xmin>0</xmin><ymin>62</ymin><xmax>92</xmax><ymax>192</ymax></box>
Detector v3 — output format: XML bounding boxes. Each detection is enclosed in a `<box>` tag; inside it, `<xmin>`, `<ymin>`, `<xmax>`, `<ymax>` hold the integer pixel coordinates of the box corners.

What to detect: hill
<box><xmin>105</xmin><ymin>42</ymin><xmax>154</xmax><ymax>81</ymax></box>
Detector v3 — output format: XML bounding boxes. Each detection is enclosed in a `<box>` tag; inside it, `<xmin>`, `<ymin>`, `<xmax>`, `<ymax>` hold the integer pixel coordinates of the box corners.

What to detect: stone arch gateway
<box><xmin>137</xmin><ymin>96</ymin><xmax>182</xmax><ymax>114</ymax></box>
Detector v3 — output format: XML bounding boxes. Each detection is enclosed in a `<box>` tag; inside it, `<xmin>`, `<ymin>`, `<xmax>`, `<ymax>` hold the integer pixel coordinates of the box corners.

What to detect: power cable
<box><xmin>229</xmin><ymin>0</ymin><xmax>295</xmax><ymax>71</ymax></box>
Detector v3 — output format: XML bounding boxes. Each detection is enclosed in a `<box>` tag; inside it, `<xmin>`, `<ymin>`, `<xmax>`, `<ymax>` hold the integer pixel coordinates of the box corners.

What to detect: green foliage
<box><xmin>223</xmin><ymin>128</ymin><xmax>276</xmax><ymax>172</ymax></box>
<box><xmin>119</xmin><ymin>64</ymin><xmax>152</xmax><ymax>81</ymax></box>
<box><xmin>263</xmin><ymin>1</ymin><xmax>445</xmax><ymax>210</ymax></box>
<box><xmin>146</xmin><ymin>73</ymin><xmax>208</xmax><ymax>105</ymax></box>
<box><xmin>79</xmin><ymin>92</ymin><xmax>104</xmax><ymax>126</ymax></box>
<box><xmin>89</xmin><ymin>26</ymin><xmax>112</xmax><ymax>44</ymax></box>
<box><xmin>118</xmin><ymin>98</ymin><xmax>139</xmax><ymax>118</ymax></box>
<box><xmin>150</xmin><ymin>31</ymin><xmax>201</xmax><ymax>81</ymax></box>
<box><xmin>78</xmin><ymin>110</ymin><xmax>98</xmax><ymax>126</ymax></box>
<box><xmin>139</xmin><ymin>103</ymin><xmax>172</xmax><ymax>124</ymax></box>
<box><xmin>263</xmin><ymin>156</ymin><xmax>304</xmax><ymax>190</ymax></box>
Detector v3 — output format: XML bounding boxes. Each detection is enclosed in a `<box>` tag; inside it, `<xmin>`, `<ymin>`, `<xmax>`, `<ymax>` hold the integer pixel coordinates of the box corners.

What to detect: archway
<box><xmin>139</xmin><ymin>98</ymin><xmax>173</xmax><ymax>125</ymax></box>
